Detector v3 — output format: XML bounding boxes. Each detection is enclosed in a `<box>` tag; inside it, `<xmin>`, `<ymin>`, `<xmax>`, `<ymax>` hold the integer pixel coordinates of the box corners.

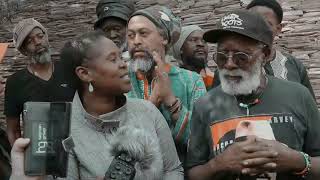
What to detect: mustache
<box><xmin>129</xmin><ymin>48</ymin><xmax>153</xmax><ymax>58</ymax></box>
<box><xmin>220</xmin><ymin>69</ymin><xmax>245</xmax><ymax>76</ymax></box>
<box><xmin>30</xmin><ymin>46</ymin><xmax>49</xmax><ymax>55</ymax></box>
<box><xmin>194</xmin><ymin>48</ymin><xmax>207</xmax><ymax>53</ymax></box>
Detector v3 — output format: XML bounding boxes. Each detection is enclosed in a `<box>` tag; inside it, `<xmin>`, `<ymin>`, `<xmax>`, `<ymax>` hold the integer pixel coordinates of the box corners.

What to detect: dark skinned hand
<box><xmin>211</xmin><ymin>136</ymin><xmax>278</xmax><ymax>175</ymax></box>
<box><xmin>241</xmin><ymin>138</ymin><xmax>305</xmax><ymax>175</ymax></box>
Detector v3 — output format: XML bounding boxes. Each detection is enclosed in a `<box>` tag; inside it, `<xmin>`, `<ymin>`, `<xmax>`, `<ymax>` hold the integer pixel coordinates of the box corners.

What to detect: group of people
<box><xmin>1</xmin><ymin>0</ymin><xmax>319</xmax><ymax>179</ymax></box>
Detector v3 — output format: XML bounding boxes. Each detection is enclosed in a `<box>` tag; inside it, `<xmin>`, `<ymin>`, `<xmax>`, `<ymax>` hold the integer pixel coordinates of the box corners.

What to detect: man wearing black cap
<box><xmin>246</xmin><ymin>0</ymin><xmax>315</xmax><ymax>99</ymax></box>
<box><xmin>186</xmin><ymin>10</ymin><xmax>320</xmax><ymax>180</ymax></box>
<box><xmin>94</xmin><ymin>0</ymin><xmax>134</xmax><ymax>53</ymax></box>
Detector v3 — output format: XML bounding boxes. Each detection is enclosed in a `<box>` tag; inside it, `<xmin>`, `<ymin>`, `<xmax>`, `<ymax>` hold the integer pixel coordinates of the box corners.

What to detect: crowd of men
<box><xmin>1</xmin><ymin>0</ymin><xmax>319</xmax><ymax>179</ymax></box>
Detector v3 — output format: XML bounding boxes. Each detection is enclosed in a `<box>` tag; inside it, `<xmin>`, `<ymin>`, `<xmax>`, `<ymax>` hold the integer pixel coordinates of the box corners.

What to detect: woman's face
<box><xmin>84</xmin><ymin>38</ymin><xmax>131</xmax><ymax>95</ymax></box>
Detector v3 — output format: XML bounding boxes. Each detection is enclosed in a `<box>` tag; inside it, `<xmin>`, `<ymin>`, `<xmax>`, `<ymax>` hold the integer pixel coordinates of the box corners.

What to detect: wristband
<box><xmin>294</xmin><ymin>152</ymin><xmax>311</xmax><ymax>178</ymax></box>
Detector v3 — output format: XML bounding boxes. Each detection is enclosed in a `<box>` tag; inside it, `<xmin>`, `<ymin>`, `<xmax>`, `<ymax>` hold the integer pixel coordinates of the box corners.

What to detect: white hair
<box><xmin>30</xmin><ymin>49</ymin><xmax>52</xmax><ymax>64</ymax></box>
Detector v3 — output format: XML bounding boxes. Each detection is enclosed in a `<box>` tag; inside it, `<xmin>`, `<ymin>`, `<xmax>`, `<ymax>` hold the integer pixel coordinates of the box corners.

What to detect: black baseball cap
<box><xmin>94</xmin><ymin>0</ymin><xmax>135</xmax><ymax>29</ymax></box>
<box><xmin>203</xmin><ymin>9</ymin><xmax>273</xmax><ymax>47</ymax></box>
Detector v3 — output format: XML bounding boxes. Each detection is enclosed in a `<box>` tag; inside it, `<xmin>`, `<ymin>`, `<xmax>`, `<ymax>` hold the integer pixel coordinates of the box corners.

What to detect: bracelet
<box><xmin>170</xmin><ymin>98</ymin><xmax>181</xmax><ymax>114</ymax></box>
<box><xmin>294</xmin><ymin>152</ymin><xmax>311</xmax><ymax>178</ymax></box>
<box><xmin>166</xmin><ymin>97</ymin><xmax>181</xmax><ymax>114</ymax></box>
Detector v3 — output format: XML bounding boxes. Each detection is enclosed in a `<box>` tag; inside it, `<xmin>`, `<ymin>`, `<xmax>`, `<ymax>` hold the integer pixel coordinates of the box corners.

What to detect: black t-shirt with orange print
<box><xmin>186</xmin><ymin>75</ymin><xmax>320</xmax><ymax>180</ymax></box>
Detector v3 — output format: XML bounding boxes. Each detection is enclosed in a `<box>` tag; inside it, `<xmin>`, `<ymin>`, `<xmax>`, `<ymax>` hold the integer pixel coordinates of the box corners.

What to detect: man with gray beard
<box><xmin>186</xmin><ymin>10</ymin><xmax>320</xmax><ymax>180</ymax></box>
<box><xmin>126</xmin><ymin>5</ymin><xmax>207</xmax><ymax>163</ymax></box>
<box><xmin>4</xmin><ymin>18</ymin><xmax>75</xmax><ymax>146</ymax></box>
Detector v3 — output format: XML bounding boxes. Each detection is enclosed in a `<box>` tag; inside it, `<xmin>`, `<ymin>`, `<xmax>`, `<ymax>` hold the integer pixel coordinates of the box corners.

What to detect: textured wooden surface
<box><xmin>0</xmin><ymin>0</ymin><xmax>319</xmax><ymax>128</ymax></box>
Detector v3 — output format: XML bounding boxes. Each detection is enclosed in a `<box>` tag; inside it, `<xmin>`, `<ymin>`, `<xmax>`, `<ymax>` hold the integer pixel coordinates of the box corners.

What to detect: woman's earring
<box><xmin>88</xmin><ymin>82</ymin><xmax>94</xmax><ymax>93</ymax></box>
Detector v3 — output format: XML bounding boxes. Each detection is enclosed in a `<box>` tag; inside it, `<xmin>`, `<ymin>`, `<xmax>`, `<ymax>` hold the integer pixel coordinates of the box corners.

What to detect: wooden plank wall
<box><xmin>0</xmin><ymin>0</ymin><xmax>319</xmax><ymax>128</ymax></box>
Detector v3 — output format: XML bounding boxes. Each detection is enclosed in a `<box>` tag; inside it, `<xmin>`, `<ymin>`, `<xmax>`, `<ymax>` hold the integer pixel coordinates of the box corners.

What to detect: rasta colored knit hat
<box><xmin>130</xmin><ymin>5</ymin><xmax>181</xmax><ymax>48</ymax></box>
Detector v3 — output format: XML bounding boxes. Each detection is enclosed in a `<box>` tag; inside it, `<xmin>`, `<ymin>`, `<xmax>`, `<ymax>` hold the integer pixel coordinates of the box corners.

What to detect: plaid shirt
<box><xmin>127</xmin><ymin>64</ymin><xmax>206</xmax><ymax>145</ymax></box>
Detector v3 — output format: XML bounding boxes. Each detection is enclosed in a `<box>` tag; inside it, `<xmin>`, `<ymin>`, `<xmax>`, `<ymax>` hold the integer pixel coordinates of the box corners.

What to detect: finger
<box><xmin>242</xmin><ymin>138</ymin><xmax>275</xmax><ymax>153</ymax></box>
<box><xmin>246</xmin><ymin>150</ymin><xmax>278</xmax><ymax>160</ymax></box>
<box><xmin>242</xmin><ymin>157</ymin><xmax>276</xmax><ymax>167</ymax></box>
<box><xmin>11</xmin><ymin>138</ymin><xmax>30</xmax><ymax>153</ymax></box>
<box><xmin>154</xmin><ymin>66</ymin><xmax>162</xmax><ymax>79</ymax></box>
<box><xmin>152</xmin><ymin>51</ymin><xmax>164</xmax><ymax>68</ymax></box>
<box><xmin>243</xmin><ymin>143</ymin><xmax>270</xmax><ymax>153</ymax></box>
<box><xmin>259</xmin><ymin>162</ymin><xmax>277</xmax><ymax>172</ymax></box>
<box><xmin>242</xmin><ymin>163</ymin><xmax>277</xmax><ymax>175</ymax></box>
<box><xmin>235</xmin><ymin>135</ymin><xmax>258</xmax><ymax>148</ymax></box>
<box><xmin>245</xmin><ymin>135</ymin><xmax>261</xmax><ymax>142</ymax></box>
<box><xmin>255</xmin><ymin>137</ymin><xmax>274</xmax><ymax>146</ymax></box>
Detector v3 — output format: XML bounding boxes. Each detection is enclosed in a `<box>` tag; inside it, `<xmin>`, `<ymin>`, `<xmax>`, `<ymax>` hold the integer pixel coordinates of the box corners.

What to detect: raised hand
<box><xmin>151</xmin><ymin>51</ymin><xmax>176</xmax><ymax>107</ymax></box>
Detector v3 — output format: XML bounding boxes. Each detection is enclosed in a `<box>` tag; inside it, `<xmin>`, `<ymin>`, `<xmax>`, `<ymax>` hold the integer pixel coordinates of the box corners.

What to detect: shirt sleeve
<box><xmin>153</xmin><ymin>103</ymin><xmax>184</xmax><ymax>179</ymax></box>
<box><xmin>302</xmin><ymin>87</ymin><xmax>320</xmax><ymax>156</ymax></box>
<box><xmin>288</xmin><ymin>56</ymin><xmax>316</xmax><ymax>101</ymax></box>
<box><xmin>4</xmin><ymin>75</ymin><xmax>21</xmax><ymax>117</ymax></box>
<box><xmin>299</xmin><ymin>65</ymin><xmax>316</xmax><ymax>100</ymax></box>
<box><xmin>172</xmin><ymin>75</ymin><xmax>207</xmax><ymax>145</ymax></box>
<box><xmin>185</xmin><ymin>99</ymin><xmax>211</xmax><ymax>170</ymax></box>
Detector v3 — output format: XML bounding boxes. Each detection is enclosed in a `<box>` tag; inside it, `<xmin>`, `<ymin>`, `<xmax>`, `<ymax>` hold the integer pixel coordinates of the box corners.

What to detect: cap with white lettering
<box><xmin>203</xmin><ymin>9</ymin><xmax>273</xmax><ymax>47</ymax></box>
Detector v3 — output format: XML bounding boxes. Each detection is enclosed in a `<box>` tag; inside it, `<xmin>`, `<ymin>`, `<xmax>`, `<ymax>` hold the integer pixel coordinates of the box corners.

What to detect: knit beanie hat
<box><xmin>130</xmin><ymin>5</ymin><xmax>181</xmax><ymax>49</ymax></box>
<box><xmin>13</xmin><ymin>18</ymin><xmax>48</xmax><ymax>53</ymax></box>
<box><xmin>172</xmin><ymin>25</ymin><xmax>203</xmax><ymax>63</ymax></box>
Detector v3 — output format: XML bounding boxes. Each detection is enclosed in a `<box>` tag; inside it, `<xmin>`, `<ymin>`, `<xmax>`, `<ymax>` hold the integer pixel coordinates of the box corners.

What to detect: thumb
<box><xmin>12</xmin><ymin>138</ymin><xmax>30</xmax><ymax>153</ymax></box>
<box><xmin>11</xmin><ymin>138</ymin><xmax>30</xmax><ymax>176</ymax></box>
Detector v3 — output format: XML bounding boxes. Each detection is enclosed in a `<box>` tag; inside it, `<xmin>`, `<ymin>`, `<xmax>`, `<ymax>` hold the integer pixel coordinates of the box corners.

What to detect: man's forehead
<box><xmin>27</xmin><ymin>27</ymin><xmax>44</xmax><ymax>38</ymax></box>
<box><xmin>188</xmin><ymin>30</ymin><xmax>204</xmax><ymax>39</ymax></box>
<box><xmin>101</xmin><ymin>17</ymin><xmax>126</xmax><ymax>28</ymax></box>
<box><xmin>128</xmin><ymin>15</ymin><xmax>157</xmax><ymax>31</ymax></box>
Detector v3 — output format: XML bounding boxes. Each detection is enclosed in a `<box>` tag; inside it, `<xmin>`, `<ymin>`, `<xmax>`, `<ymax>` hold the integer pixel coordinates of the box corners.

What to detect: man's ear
<box><xmin>275</xmin><ymin>23</ymin><xmax>283</xmax><ymax>36</ymax></box>
<box><xmin>262</xmin><ymin>46</ymin><xmax>272</xmax><ymax>64</ymax></box>
<box><xmin>19</xmin><ymin>45</ymin><xmax>28</xmax><ymax>56</ymax></box>
<box><xmin>75</xmin><ymin>66</ymin><xmax>93</xmax><ymax>83</ymax></box>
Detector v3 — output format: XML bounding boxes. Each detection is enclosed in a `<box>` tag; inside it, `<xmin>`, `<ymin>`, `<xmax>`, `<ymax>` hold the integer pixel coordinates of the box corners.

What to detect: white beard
<box><xmin>129</xmin><ymin>58</ymin><xmax>154</xmax><ymax>73</ymax></box>
<box><xmin>30</xmin><ymin>49</ymin><xmax>52</xmax><ymax>64</ymax></box>
<box><xmin>219</xmin><ymin>59</ymin><xmax>263</xmax><ymax>96</ymax></box>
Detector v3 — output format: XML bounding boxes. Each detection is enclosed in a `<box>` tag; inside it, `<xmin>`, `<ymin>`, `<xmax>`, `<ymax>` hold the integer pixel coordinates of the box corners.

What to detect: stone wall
<box><xmin>0</xmin><ymin>0</ymin><xmax>319</xmax><ymax>128</ymax></box>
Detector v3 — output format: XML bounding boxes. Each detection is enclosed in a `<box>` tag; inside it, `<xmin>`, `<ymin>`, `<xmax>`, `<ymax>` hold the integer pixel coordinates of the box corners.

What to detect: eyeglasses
<box><xmin>215</xmin><ymin>49</ymin><xmax>263</xmax><ymax>67</ymax></box>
